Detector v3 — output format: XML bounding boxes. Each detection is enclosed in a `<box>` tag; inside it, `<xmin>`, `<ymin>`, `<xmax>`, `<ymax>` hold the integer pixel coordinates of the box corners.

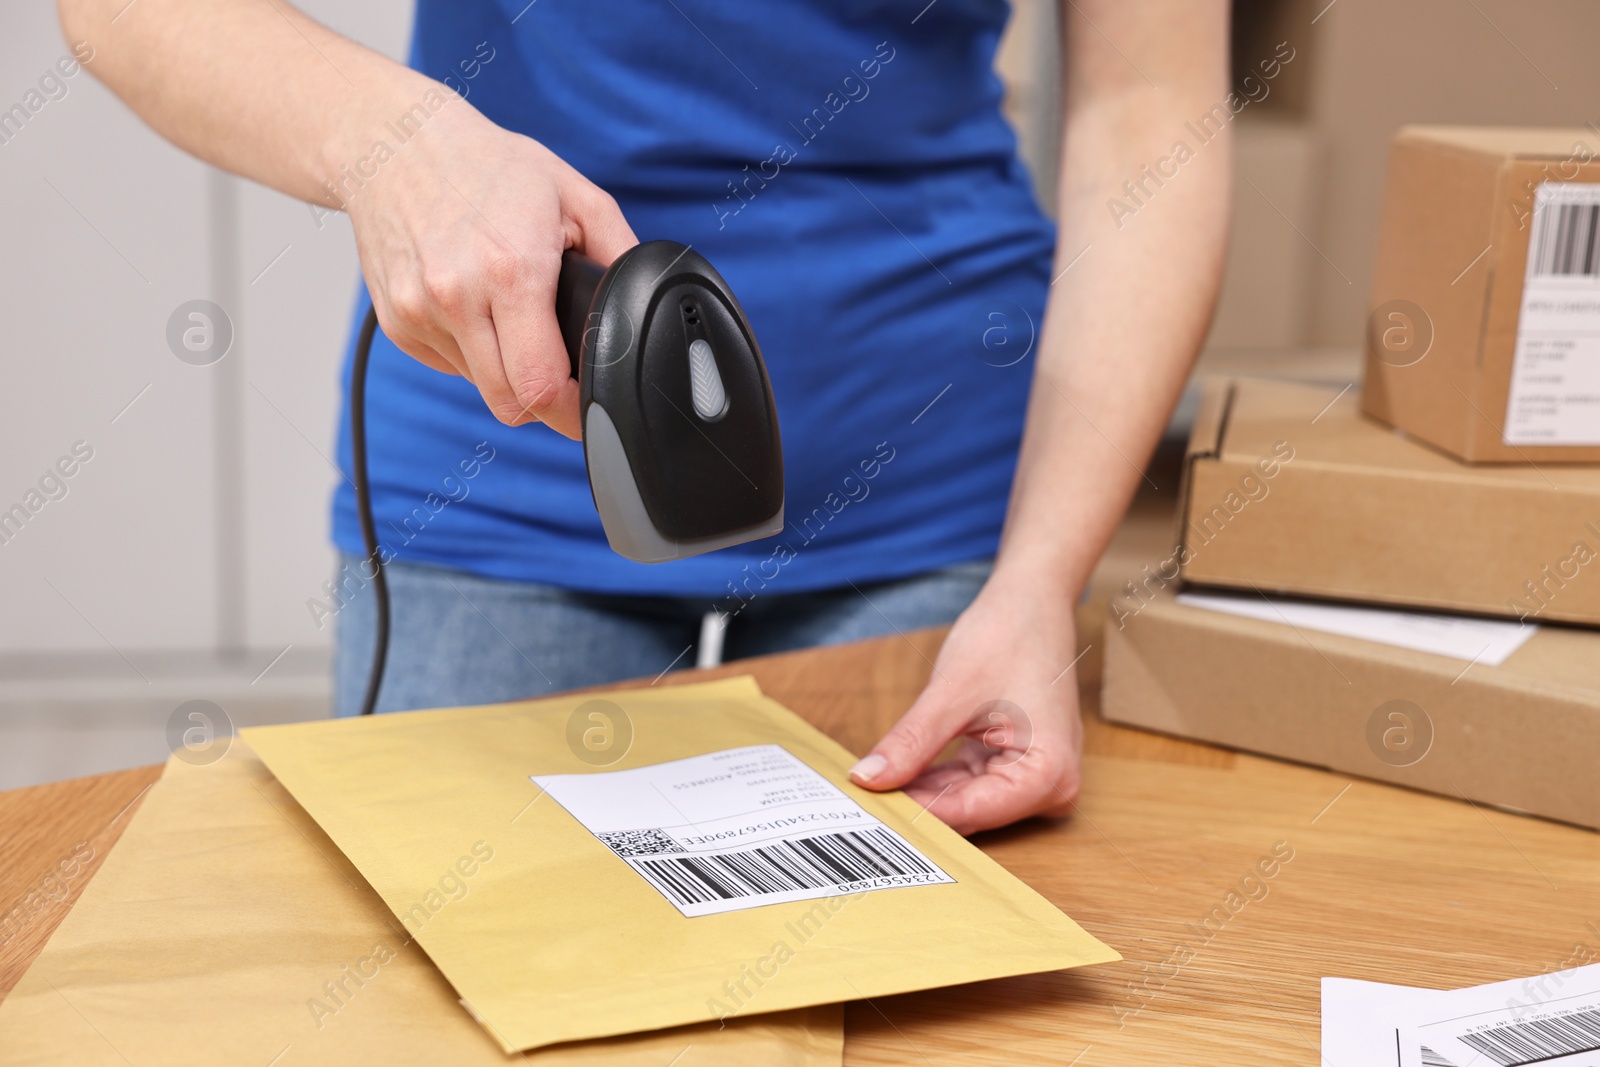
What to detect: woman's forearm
<box><xmin>63</xmin><ymin>0</ymin><xmax>636</xmax><ymax>435</ymax></box>
<box><xmin>59</xmin><ymin>0</ymin><xmax>448</xmax><ymax>207</ymax></box>
<box><xmin>993</xmin><ymin>0</ymin><xmax>1232</xmax><ymax>597</ymax></box>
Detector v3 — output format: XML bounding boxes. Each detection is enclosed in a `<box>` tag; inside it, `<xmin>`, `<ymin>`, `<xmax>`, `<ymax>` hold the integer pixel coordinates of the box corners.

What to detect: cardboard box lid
<box><xmin>1398</xmin><ymin>125</ymin><xmax>1600</xmax><ymax>160</ymax></box>
<box><xmin>1212</xmin><ymin>377</ymin><xmax>1600</xmax><ymax>491</ymax></box>
<box><xmin>1177</xmin><ymin>378</ymin><xmax>1600</xmax><ymax>625</ymax></box>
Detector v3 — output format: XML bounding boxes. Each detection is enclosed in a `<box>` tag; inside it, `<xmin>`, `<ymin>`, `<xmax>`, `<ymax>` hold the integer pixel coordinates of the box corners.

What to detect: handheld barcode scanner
<box><xmin>555</xmin><ymin>240</ymin><xmax>785</xmax><ymax>562</ymax></box>
<box><xmin>350</xmin><ymin>239</ymin><xmax>784</xmax><ymax>715</ymax></box>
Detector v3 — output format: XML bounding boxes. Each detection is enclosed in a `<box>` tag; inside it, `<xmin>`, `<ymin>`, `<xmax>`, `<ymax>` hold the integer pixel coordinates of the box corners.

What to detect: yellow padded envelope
<box><xmin>0</xmin><ymin>741</ymin><xmax>841</xmax><ymax>1066</ymax></box>
<box><xmin>242</xmin><ymin>676</ymin><xmax>1119</xmax><ymax>1053</ymax></box>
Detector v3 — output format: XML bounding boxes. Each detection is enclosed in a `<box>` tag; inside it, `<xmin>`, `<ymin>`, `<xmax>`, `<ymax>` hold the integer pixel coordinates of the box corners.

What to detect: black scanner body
<box><xmin>555</xmin><ymin>241</ymin><xmax>784</xmax><ymax>562</ymax></box>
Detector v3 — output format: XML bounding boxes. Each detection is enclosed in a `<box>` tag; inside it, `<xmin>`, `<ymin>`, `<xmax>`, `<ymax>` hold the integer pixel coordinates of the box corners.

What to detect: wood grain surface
<box><xmin>5</xmin><ymin>484</ymin><xmax>1597</xmax><ymax>1065</ymax></box>
<box><xmin>0</xmin><ymin>764</ymin><xmax>162</xmax><ymax>998</ymax></box>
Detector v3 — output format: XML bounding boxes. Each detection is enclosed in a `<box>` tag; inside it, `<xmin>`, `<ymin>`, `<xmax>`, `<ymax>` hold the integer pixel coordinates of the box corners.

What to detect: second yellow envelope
<box><xmin>243</xmin><ymin>676</ymin><xmax>1118</xmax><ymax>1053</ymax></box>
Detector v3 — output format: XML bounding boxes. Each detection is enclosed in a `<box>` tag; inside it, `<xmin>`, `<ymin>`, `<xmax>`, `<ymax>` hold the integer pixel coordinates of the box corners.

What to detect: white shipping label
<box><xmin>532</xmin><ymin>744</ymin><xmax>954</xmax><ymax>917</ymax></box>
<box><xmin>1505</xmin><ymin>181</ymin><xmax>1600</xmax><ymax>445</ymax></box>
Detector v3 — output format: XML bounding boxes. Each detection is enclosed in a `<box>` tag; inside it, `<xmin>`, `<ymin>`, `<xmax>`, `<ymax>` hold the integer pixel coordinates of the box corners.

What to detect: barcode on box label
<box><xmin>627</xmin><ymin>827</ymin><xmax>947</xmax><ymax>908</ymax></box>
<box><xmin>1531</xmin><ymin>200</ymin><xmax>1600</xmax><ymax>278</ymax></box>
<box><xmin>1419</xmin><ymin>1047</ymin><xmax>1459</xmax><ymax>1067</ymax></box>
<box><xmin>1455</xmin><ymin>1004</ymin><xmax>1600</xmax><ymax>1065</ymax></box>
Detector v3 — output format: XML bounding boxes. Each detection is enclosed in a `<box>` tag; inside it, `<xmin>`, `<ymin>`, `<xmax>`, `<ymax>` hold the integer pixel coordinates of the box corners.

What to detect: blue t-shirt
<box><xmin>332</xmin><ymin>0</ymin><xmax>1054</xmax><ymax>601</ymax></box>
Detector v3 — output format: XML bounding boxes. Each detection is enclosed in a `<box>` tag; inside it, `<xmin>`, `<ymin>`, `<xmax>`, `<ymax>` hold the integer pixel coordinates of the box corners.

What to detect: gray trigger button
<box><xmin>687</xmin><ymin>338</ymin><xmax>729</xmax><ymax>421</ymax></box>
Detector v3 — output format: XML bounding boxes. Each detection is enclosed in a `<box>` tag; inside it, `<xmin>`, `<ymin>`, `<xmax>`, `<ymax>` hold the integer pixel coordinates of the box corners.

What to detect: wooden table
<box><xmin>5</xmin><ymin>490</ymin><xmax>1599</xmax><ymax>1064</ymax></box>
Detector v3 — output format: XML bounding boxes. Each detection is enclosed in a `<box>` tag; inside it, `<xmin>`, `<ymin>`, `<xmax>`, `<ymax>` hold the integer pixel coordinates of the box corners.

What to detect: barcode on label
<box><xmin>1419</xmin><ymin>1046</ymin><xmax>1458</xmax><ymax>1067</ymax></box>
<box><xmin>1457</xmin><ymin>1005</ymin><xmax>1600</xmax><ymax>1065</ymax></box>
<box><xmin>1531</xmin><ymin>199</ymin><xmax>1600</xmax><ymax>278</ymax></box>
<box><xmin>632</xmin><ymin>827</ymin><xmax>946</xmax><ymax>906</ymax></box>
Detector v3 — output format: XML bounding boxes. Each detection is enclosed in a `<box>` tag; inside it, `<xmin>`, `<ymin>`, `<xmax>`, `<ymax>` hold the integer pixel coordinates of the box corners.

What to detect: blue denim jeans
<box><xmin>332</xmin><ymin>556</ymin><xmax>992</xmax><ymax>716</ymax></box>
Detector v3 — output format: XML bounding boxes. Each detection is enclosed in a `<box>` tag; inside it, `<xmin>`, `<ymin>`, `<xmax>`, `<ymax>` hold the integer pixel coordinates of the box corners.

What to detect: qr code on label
<box><xmin>596</xmin><ymin>828</ymin><xmax>685</xmax><ymax>857</ymax></box>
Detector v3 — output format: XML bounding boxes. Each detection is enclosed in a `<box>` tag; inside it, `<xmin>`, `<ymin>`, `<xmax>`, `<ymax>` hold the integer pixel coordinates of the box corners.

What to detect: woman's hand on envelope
<box><xmin>847</xmin><ymin>569</ymin><xmax>1082</xmax><ymax>835</ymax></box>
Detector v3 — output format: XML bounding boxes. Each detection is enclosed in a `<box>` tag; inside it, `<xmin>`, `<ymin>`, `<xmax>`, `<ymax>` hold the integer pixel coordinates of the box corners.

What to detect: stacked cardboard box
<box><xmin>1103</xmin><ymin>127</ymin><xmax>1600</xmax><ymax>830</ymax></box>
<box><xmin>1363</xmin><ymin>127</ymin><xmax>1600</xmax><ymax>463</ymax></box>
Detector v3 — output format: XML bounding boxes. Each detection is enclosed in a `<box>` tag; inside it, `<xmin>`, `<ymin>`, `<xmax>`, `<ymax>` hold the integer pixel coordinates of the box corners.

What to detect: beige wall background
<box><xmin>999</xmin><ymin>0</ymin><xmax>1600</xmax><ymax>363</ymax></box>
<box><xmin>3</xmin><ymin>0</ymin><xmax>1598</xmax><ymax>789</ymax></box>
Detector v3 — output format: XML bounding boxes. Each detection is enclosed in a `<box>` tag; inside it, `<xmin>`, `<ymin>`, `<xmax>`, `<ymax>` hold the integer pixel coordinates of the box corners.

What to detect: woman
<box><xmin>62</xmin><ymin>0</ymin><xmax>1230</xmax><ymax>834</ymax></box>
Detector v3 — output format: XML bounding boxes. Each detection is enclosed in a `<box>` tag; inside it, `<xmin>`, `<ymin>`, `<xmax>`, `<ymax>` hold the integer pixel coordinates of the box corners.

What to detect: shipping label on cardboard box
<box><xmin>1505</xmin><ymin>181</ymin><xmax>1600</xmax><ymax>446</ymax></box>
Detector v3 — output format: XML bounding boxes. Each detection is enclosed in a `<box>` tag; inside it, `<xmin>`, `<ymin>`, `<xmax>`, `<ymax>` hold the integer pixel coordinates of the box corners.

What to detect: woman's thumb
<box><xmin>848</xmin><ymin>692</ymin><xmax>957</xmax><ymax>792</ymax></box>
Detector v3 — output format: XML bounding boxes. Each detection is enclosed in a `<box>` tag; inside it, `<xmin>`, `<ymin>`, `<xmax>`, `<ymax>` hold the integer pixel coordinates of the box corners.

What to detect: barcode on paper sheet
<box><xmin>1457</xmin><ymin>1004</ymin><xmax>1600</xmax><ymax>1065</ymax></box>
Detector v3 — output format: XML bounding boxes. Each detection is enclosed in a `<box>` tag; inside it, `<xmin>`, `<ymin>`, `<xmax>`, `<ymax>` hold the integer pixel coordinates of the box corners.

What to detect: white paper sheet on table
<box><xmin>1321</xmin><ymin>977</ymin><xmax>1451</xmax><ymax>1067</ymax></box>
<box><xmin>1177</xmin><ymin>591</ymin><xmax>1538</xmax><ymax>666</ymax></box>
